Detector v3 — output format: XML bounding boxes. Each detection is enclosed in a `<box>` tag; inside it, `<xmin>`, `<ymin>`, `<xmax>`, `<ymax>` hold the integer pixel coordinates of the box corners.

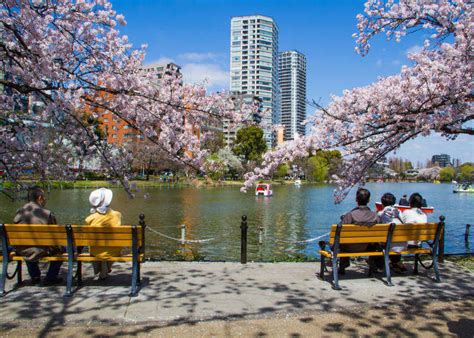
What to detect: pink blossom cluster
<box><xmin>243</xmin><ymin>0</ymin><xmax>473</xmax><ymax>202</ymax></box>
<box><xmin>0</xmin><ymin>0</ymin><xmax>243</xmax><ymax>192</ymax></box>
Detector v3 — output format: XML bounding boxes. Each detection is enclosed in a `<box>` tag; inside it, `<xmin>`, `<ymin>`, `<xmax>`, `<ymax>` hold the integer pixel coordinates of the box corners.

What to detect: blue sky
<box><xmin>111</xmin><ymin>0</ymin><xmax>473</xmax><ymax>164</ymax></box>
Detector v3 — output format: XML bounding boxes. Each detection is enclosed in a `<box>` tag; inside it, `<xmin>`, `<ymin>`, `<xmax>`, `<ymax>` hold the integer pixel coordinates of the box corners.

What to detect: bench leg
<box><xmin>130</xmin><ymin>261</ymin><xmax>139</xmax><ymax>297</ymax></box>
<box><xmin>76</xmin><ymin>262</ymin><xmax>82</xmax><ymax>287</ymax></box>
<box><xmin>332</xmin><ymin>257</ymin><xmax>341</xmax><ymax>290</ymax></box>
<box><xmin>383</xmin><ymin>252</ymin><xmax>393</xmax><ymax>287</ymax></box>
<box><xmin>433</xmin><ymin>254</ymin><xmax>441</xmax><ymax>282</ymax></box>
<box><xmin>16</xmin><ymin>261</ymin><xmax>22</xmax><ymax>287</ymax></box>
<box><xmin>413</xmin><ymin>254</ymin><xmax>419</xmax><ymax>275</ymax></box>
<box><xmin>137</xmin><ymin>262</ymin><xmax>141</xmax><ymax>288</ymax></box>
<box><xmin>319</xmin><ymin>256</ymin><xmax>325</xmax><ymax>280</ymax></box>
<box><xmin>0</xmin><ymin>259</ymin><xmax>7</xmax><ymax>296</ymax></box>
<box><xmin>65</xmin><ymin>257</ymin><xmax>74</xmax><ymax>297</ymax></box>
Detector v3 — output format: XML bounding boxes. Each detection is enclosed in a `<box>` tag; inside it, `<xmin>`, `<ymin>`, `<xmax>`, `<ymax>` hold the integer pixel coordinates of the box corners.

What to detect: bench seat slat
<box><xmin>330</xmin><ymin>229</ymin><xmax>437</xmax><ymax>238</ymax></box>
<box><xmin>331</xmin><ymin>223</ymin><xmax>438</xmax><ymax>231</ymax></box>
<box><xmin>332</xmin><ymin>234</ymin><xmax>436</xmax><ymax>244</ymax></box>
<box><xmin>6</xmin><ymin>238</ymin><xmax>141</xmax><ymax>247</ymax></box>
<box><xmin>3</xmin><ymin>253</ymin><xmax>144</xmax><ymax>262</ymax></box>
<box><xmin>4</xmin><ymin>224</ymin><xmax>138</xmax><ymax>234</ymax></box>
<box><xmin>320</xmin><ymin>248</ymin><xmax>432</xmax><ymax>258</ymax></box>
<box><xmin>5</xmin><ymin>232</ymin><xmax>142</xmax><ymax>241</ymax></box>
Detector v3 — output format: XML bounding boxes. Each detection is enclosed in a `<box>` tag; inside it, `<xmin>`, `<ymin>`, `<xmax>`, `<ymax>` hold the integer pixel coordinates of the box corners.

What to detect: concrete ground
<box><xmin>0</xmin><ymin>260</ymin><xmax>473</xmax><ymax>337</ymax></box>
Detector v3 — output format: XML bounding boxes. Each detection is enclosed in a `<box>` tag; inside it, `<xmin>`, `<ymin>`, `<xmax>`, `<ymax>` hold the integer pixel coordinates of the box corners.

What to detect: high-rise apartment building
<box><xmin>140</xmin><ymin>62</ymin><xmax>182</xmax><ymax>82</ymax></box>
<box><xmin>432</xmin><ymin>154</ymin><xmax>451</xmax><ymax>167</ymax></box>
<box><xmin>230</xmin><ymin>15</ymin><xmax>279</xmax><ymax>147</ymax></box>
<box><xmin>279</xmin><ymin>50</ymin><xmax>306</xmax><ymax>141</ymax></box>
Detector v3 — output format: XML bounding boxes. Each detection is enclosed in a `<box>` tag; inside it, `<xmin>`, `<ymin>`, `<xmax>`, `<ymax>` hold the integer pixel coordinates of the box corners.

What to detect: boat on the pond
<box><xmin>255</xmin><ymin>183</ymin><xmax>273</xmax><ymax>197</ymax></box>
<box><xmin>294</xmin><ymin>179</ymin><xmax>302</xmax><ymax>186</ymax></box>
<box><xmin>375</xmin><ymin>202</ymin><xmax>434</xmax><ymax>214</ymax></box>
<box><xmin>453</xmin><ymin>182</ymin><xmax>474</xmax><ymax>193</ymax></box>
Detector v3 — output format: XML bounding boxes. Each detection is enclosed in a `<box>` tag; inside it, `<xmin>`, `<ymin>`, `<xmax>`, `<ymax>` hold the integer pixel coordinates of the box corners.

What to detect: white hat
<box><xmin>89</xmin><ymin>188</ymin><xmax>113</xmax><ymax>214</ymax></box>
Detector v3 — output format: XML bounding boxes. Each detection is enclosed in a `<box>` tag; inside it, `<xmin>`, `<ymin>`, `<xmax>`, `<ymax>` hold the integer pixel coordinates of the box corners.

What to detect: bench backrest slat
<box><xmin>2</xmin><ymin>224</ymin><xmax>143</xmax><ymax>248</ymax></box>
<box><xmin>328</xmin><ymin>223</ymin><xmax>438</xmax><ymax>245</ymax></box>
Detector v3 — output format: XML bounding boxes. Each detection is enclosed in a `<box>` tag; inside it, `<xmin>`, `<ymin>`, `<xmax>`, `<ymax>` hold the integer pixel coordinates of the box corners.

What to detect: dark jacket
<box><xmin>342</xmin><ymin>206</ymin><xmax>379</xmax><ymax>226</ymax></box>
<box><xmin>13</xmin><ymin>202</ymin><xmax>59</xmax><ymax>261</ymax></box>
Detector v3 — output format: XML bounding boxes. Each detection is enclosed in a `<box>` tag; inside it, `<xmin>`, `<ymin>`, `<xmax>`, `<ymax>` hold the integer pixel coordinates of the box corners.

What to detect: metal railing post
<box><xmin>240</xmin><ymin>215</ymin><xmax>248</xmax><ymax>264</ymax></box>
<box><xmin>465</xmin><ymin>224</ymin><xmax>471</xmax><ymax>246</ymax></box>
<box><xmin>180</xmin><ymin>224</ymin><xmax>186</xmax><ymax>244</ymax></box>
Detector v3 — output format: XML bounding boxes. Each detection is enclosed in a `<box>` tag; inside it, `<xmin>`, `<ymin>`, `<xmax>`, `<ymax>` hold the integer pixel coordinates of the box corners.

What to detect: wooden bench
<box><xmin>0</xmin><ymin>215</ymin><xmax>146</xmax><ymax>297</ymax></box>
<box><xmin>318</xmin><ymin>216</ymin><xmax>445</xmax><ymax>290</ymax></box>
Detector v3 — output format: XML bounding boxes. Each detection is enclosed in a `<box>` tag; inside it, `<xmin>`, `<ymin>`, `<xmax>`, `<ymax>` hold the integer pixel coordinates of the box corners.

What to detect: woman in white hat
<box><xmin>86</xmin><ymin>188</ymin><xmax>122</xmax><ymax>280</ymax></box>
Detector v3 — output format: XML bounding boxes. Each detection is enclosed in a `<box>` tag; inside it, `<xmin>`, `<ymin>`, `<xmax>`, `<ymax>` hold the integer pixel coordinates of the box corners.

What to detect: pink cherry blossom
<box><xmin>1</xmin><ymin>0</ymin><xmax>243</xmax><ymax>195</ymax></box>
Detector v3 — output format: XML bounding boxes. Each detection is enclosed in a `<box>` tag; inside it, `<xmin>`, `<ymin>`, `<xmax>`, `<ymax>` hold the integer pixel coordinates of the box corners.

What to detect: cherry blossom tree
<box><xmin>243</xmin><ymin>0</ymin><xmax>473</xmax><ymax>202</ymax></box>
<box><xmin>0</xmin><ymin>0</ymin><xmax>240</xmax><ymax>194</ymax></box>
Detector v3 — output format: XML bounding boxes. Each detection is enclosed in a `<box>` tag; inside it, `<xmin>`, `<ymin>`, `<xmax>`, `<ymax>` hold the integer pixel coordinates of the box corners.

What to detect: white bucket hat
<box><xmin>89</xmin><ymin>188</ymin><xmax>113</xmax><ymax>214</ymax></box>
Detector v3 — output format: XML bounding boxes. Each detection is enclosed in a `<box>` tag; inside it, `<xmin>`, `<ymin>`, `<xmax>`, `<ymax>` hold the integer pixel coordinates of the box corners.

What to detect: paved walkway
<box><xmin>0</xmin><ymin>260</ymin><xmax>473</xmax><ymax>336</ymax></box>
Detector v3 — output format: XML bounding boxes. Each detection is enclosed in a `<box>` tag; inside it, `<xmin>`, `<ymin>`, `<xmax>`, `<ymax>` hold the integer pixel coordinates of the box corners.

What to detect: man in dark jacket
<box><xmin>399</xmin><ymin>194</ymin><xmax>409</xmax><ymax>206</ymax></box>
<box><xmin>13</xmin><ymin>186</ymin><xmax>62</xmax><ymax>285</ymax></box>
<box><xmin>339</xmin><ymin>188</ymin><xmax>380</xmax><ymax>274</ymax></box>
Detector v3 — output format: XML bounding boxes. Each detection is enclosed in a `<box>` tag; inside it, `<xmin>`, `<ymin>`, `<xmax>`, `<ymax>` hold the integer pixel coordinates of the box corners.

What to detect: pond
<box><xmin>0</xmin><ymin>182</ymin><xmax>472</xmax><ymax>261</ymax></box>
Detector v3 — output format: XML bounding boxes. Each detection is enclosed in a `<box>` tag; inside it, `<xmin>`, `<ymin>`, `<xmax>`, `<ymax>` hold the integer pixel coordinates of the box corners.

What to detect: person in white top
<box><xmin>401</xmin><ymin>193</ymin><xmax>428</xmax><ymax>224</ymax></box>
<box><xmin>401</xmin><ymin>193</ymin><xmax>428</xmax><ymax>246</ymax></box>
<box><xmin>377</xmin><ymin>192</ymin><xmax>406</xmax><ymax>272</ymax></box>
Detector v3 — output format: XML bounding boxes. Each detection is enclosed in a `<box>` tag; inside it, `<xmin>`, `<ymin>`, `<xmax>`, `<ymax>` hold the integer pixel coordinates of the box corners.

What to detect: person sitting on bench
<box><xmin>377</xmin><ymin>192</ymin><xmax>407</xmax><ymax>273</ymax></box>
<box><xmin>401</xmin><ymin>193</ymin><xmax>428</xmax><ymax>247</ymax></box>
<box><xmin>339</xmin><ymin>188</ymin><xmax>381</xmax><ymax>274</ymax></box>
<box><xmin>85</xmin><ymin>188</ymin><xmax>123</xmax><ymax>280</ymax></box>
<box><xmin>13</xmin><ymin>186</ymin><xmax>63</xmax><ymax>285</ymax></box>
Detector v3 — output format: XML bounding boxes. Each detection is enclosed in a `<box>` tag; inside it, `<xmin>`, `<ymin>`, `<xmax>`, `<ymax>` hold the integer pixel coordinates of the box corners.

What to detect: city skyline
<box><xmin>111</xmin><ymin>0</ymin><xmax>473</xmax><ymax>163</ymax></box>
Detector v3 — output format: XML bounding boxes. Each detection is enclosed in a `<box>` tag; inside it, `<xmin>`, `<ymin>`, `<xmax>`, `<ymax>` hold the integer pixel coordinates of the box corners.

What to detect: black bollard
<box><xmin>439</xmin><ymin>216</ymin><xmax>445</xmax><ymax>263</ymax></box>
<box><xmin>139</xmin><ymin>214</ymin><xmax>146</xmax><ymax>256</ymax></box>
<box><xmin>241</xmin><ymin>215</ymin><xmax>248</xmax><ymax>264</ymax></box>
<box><xmin>465</xmin><ymin>224</ymin><xmax>471</xmax><ymax>245</ymax></box>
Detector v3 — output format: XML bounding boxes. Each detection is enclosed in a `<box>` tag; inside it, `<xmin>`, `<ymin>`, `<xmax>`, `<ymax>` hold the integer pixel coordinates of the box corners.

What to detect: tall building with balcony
<box><xmin>278</xmin><ymin>50</ymin><xmax>306</xmax><ymax>141</ymax></box>
<box><xmin>431</xmin><ymin>154</ymin><xmax>451</xmax><ymax>167</ymax></box>
<box><xmin>140</xmin><ymin>62</ymin><xmax>182</xmax><ymax>83</ymax></box>
<box><xmin>95</xmin><ymin>62</ymin><xmax>182</xmax><ymax>145</ymax></box>
<box><xmin>230</xmin><ymin>15</ymin><xmax>279</xmax><ymax>148</ymax></box>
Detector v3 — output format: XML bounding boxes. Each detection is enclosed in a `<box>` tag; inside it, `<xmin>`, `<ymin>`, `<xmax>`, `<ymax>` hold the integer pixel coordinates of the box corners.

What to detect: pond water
<box><xmin>0</xmin><ymin>183</ymin><xmax>472</xmax><ymax>261</ymax></box>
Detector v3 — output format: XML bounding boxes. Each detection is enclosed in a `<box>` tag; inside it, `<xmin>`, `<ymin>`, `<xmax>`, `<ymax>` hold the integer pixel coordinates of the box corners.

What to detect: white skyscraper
<box><xmin>230</xmin><ymin>15</ymin><xmax>279</xmax><ymax>147</ymax></box>
<box><xmin>278</xmin><ymin>50</ymin><xmax>306</xmax><ymax>141</ymax></box>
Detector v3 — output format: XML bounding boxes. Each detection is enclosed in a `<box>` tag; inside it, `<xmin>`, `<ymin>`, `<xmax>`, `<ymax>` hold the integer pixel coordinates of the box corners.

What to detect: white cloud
<box><xmin>376</xmin><ymin>59</ymin><xmax>383</xmax><ymax>67</ymax></box>
<box><xmin>178</xmin><ymin>52</ymin><xmax>223</xmax><ymax>62</ymax></box>
<box><xmin>406</xmin><ymin>45</ymin><xmax>423</xmax><ymax>56</ymax></box>
<box><xmin>181</xmin><ymin>63</ymin><xmax>229</xmax><ymax>90</ymax></box>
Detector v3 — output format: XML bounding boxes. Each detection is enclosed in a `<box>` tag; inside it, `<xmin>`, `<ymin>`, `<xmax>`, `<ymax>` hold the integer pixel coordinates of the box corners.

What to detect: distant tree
<box><xmin>274</xmin><ymin>164</ymin><xmax>290</xmax><ymax>179</ymax></box>
<box><xmin>217</xmin><ymin>148</ymin><xmax>243</xmax><ymax>179</ymax></box>
<box><xmin>233</xmin><ymin>126</ymin><xmax>267</xmax><ymax>163</ymax></box>
<box><xmin>303</xmin><ymin>150</ymin><xmax>342</xmax><ymax>183</ymax></box>
<box><xmin>203</xmin><ymin>154</ymin><xmax>225</xmax><ymax>181</ymax></box>
<box><xmin>459</xmin><ymin>163</ymin><xmax>474</xmax><ymax>181</ymax></box>
<box><xmin>417</xmin><ymin>167</ymin><xmax>440</xmax><ymax>181</ymax></box>
<box><xmin>439</xmin><ymin>167</ymin><xmax>456</xmax><ymax>182</ymax></box>
<box><xmin>389</xmin><ymin>157</ymin><xmax>413</xmax><ymax>173</ymax></box>
<box><xmin>202</xmin><ymin>131</ymin><xmax>225</xmax><ymax>154</ymax></box>
<box><xmin>128</xmin><ymin>140</ymin><xmax>185</xmax><ymax>180</ymax></box>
